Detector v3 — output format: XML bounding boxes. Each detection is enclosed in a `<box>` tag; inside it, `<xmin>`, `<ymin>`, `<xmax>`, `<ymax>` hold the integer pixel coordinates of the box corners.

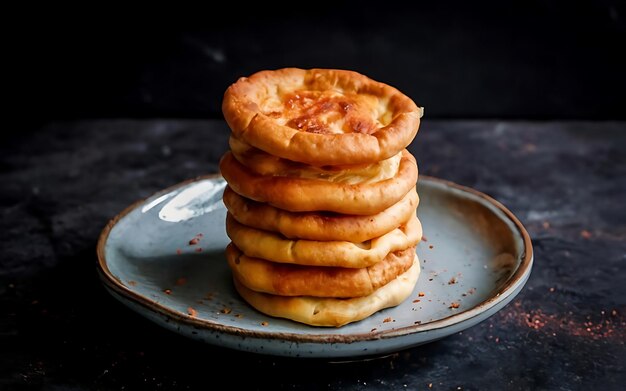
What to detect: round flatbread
<box><xmin>223</xmin><ymin>68</ymin><xmax>422</xmax><ymax>165</ymax></box>
<box><xmin>219</xmin><ymin>149</ymin><xmax>418</xmax><ymax>215</ymax></box>
<box><xmin>223</xmin><ymin>186</ymin><xmax>418</xmax><ymax>242</ymax></box>
<box><xmin>227</xmin><ymin>243</ymin><xmax>416</xmax><ymax>298</ymax></box>
<box><xmin>226</xmin><ymin>213</ymin><xmax>422</xmax><ymax>268</ymax></box>
<box><xmin>233</xmin><ymin>256</ymin><xmax>421</xmax><ymax>327</ymax></box>
<box><xmin>229</xmin><ymin>136</ymin><xmax>402</xmax><ymax>184</ymax></box>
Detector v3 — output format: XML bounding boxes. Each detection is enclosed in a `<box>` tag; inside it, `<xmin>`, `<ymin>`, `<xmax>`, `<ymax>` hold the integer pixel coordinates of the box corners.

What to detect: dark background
<box><xmin>11</xmin><ymin>1</ymin><xmax>626</xmax><ymax>130</ymax></box>
<box><xmin>3</xmin><ymin>2</ymin><xmax>626</xmax><ymax>390</ymax></box>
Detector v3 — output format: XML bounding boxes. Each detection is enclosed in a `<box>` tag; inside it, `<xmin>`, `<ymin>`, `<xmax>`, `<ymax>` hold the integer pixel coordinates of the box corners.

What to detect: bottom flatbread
<box><xmin>233</xmin><ymin>256</ymin><xmax>421</xmax><ymax>327</ymax></box>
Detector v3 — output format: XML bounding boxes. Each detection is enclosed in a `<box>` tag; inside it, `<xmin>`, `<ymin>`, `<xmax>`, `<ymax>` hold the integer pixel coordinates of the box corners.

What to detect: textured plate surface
<box><xmin>97</xmin><ymin>176</ymin><xmax>532</xmax><ymax>358</ymax></box>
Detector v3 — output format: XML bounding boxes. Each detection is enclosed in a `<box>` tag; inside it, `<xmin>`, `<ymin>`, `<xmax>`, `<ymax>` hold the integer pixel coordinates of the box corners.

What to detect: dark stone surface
<box><xmin>1</xmin><ymin>120</ymin><xmax>625</xmax><ymax>390</ymax></box>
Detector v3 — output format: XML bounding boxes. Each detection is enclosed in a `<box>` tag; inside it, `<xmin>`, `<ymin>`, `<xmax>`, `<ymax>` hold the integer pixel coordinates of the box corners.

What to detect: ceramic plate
<box><xmin>97</xmin><ymin>176</ymin><xmax>532</xmax><ymax>358</ymax></box>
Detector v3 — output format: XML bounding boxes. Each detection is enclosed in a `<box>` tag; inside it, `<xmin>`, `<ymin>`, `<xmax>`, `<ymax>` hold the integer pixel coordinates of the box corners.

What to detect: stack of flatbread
<box><xmin>220</xmin><ymin>68</ymin><xmax>423</xmax><ymax>327</ymax></box>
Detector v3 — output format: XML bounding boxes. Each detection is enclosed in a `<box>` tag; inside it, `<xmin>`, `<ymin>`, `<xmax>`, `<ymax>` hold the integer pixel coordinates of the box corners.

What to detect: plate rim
<box><xmin>96</xmin><ymin>175</ymin><xmax>533</xmax><ymax>344</ymax></box>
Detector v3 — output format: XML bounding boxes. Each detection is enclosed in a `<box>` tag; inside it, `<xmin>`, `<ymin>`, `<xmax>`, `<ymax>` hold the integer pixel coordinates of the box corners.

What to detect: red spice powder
<box><xmin>189</xmin><ymin>233</ymin><xmax>204</xmax><ymax>245</ymax></box>
<box><xmin>496</xmin><ymin>301</ymin><xmax>625</xmax><ymax>341</ymax></box>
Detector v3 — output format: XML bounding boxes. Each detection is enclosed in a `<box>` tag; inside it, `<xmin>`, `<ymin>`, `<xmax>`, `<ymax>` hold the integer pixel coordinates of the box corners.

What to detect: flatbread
<box><xmin>226</xmin><ymin>213</ymin><xmax>422</xmax><ymax>268</ymax></box>
<box><xmin>233</xmin><ymin>256</ymin><xmax>421</xmax><ymax>327</ymax></box>
<box><xmin>227</xmin><ymin>243</ymin><xmax>416</xmax><ymax>297</ymax></box>
<box><xmin>229</xmin><ymin>136</ymin><xmax>401</xmax><ymax>184</ymax></box>
<box><xmin>219</xmin><ymin>149</ymin><xmax>418</xmax><ymax>215</ymax></box>
<box><xmin>222</xmin><ymin>68</ymin><xmax>422</xmax><ymax>165</ymax></box>
<box><xmin>223</xmin><ymin>186</ymin><xmax>418</xmax><ymax>242</ymax></box>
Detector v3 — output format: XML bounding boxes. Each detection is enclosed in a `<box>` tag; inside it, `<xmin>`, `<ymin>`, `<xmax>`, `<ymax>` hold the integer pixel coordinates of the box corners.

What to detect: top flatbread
<box><xmin>222</xmin><ymin>68</ymin><xmax>423</xmax><ymax>165</ymax></box>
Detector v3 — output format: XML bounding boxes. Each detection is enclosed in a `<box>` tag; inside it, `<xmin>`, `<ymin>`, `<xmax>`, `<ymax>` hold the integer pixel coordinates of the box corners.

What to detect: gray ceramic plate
<box><xmin>97</xmin><ymin>176</ymin><xmax>532</xmax><ymax>358</ymax></box>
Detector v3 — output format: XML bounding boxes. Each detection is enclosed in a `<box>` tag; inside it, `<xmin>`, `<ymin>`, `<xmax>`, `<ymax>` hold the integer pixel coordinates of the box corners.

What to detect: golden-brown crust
<box><xmin>229</xmin><ymin>136</ymin><xmax>402</xmax><ymax>182</ymax></box>
<box><xmin>226</xmin><ymin>213</ymin><xmax>422</xmax><ymax>268</ymax></box>
<box><xmin>223</xmin><ymin>186</ymin><xmax>419</xmax><ymax>242</ymax></box>
<box><xmin>219</xmin><ymin>149</ymin><xmax>418</xmax><ymax>215</ymax></box>
<box><xmin>227</xmin><ymin>243</ymin><xmax>416</xmax><ymax>298</ymax></box>
<box><xmin>233</xmin><ymin>256</ymin><xmax>421</xmax><ymax>327</ymax></box>
<box><xmin>222</xmin><ymin>68</ymin><xmax>422</xmax><ymax>165</ymax></box>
